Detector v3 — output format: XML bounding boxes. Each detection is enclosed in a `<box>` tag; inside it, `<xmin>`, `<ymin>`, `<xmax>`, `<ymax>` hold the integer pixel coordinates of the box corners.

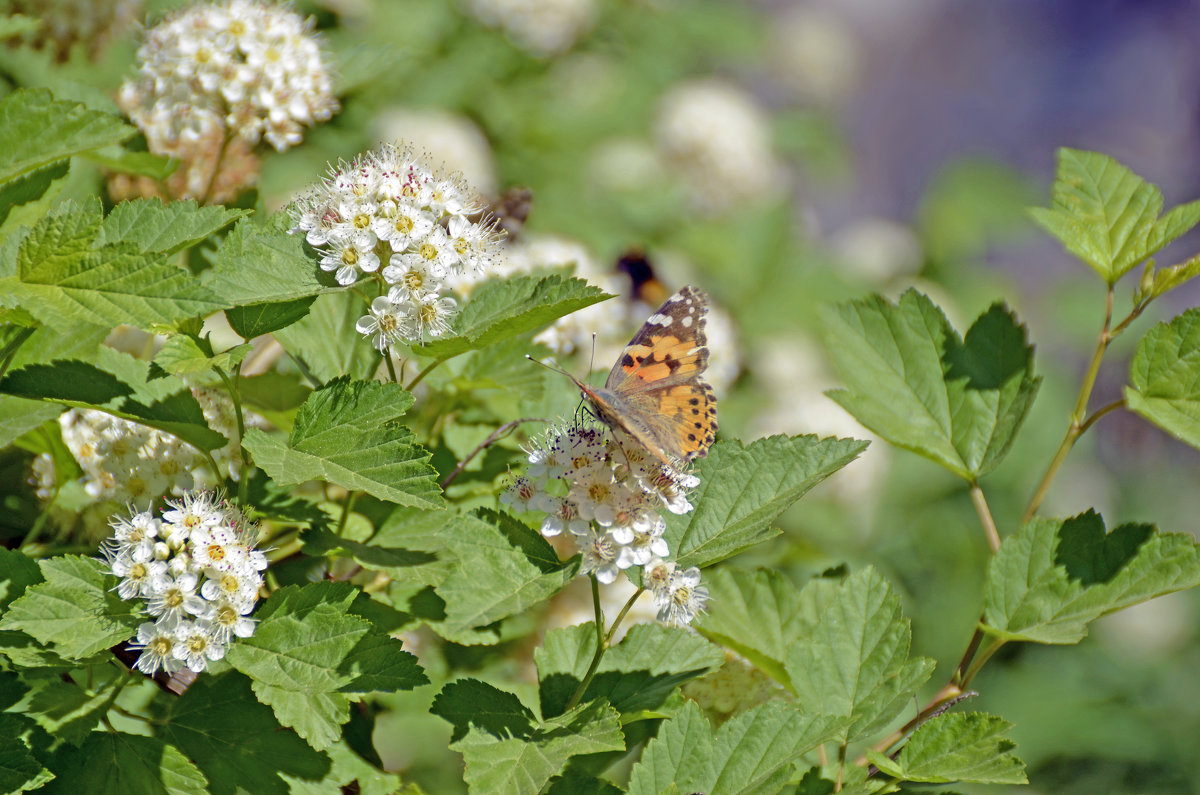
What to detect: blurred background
<box><xmin>6</xmin><ymin>0</ymin><xmax>1200</xmax><ymax>791</ymax></box>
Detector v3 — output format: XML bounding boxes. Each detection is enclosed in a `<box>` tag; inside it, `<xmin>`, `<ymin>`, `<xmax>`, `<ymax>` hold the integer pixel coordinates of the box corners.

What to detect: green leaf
<box><xmin>432</xmin><ymin>509</ymin><xmax>578</xmax><ymax>644</ymax></box>
<box><xmin>3</xmin><ymin>199</ymin><xmax>227</xmax><ymax>329</ymax></box>
<box><xmin>822</xmin><ymin>291</ymin><xmax>1039</xmax><ymax>480</ymax></box>
<box><xmin>23</xmin><ymin>676</ymin><xmax>123</xmax><ymax>746</ymax></box>
<box><xmin>78</xmin><ymin>146</ymin><xmax>176</xmax><ymax>180</ymax></box>
<box><xmin>225</xmin><ymin>582</ymin><xmax>370</xmax><ymax>748</ymax></box>
<box><xmin>784</xmin><ymin>567</ymin><xmax>935</xmax><ymax>742</ymax></box>
<box><xmin>431</xmin><ymin>678</ymin><xmax>536</xmax><ymax>744</ymax></box>
<box><xmin>96</xmin><ymin>199</ymin><xmax>248</xmax><ymax>254</ymax></box>
<box><xmin>1125</xmin><ymin>308</ymin><xmax>1200</xmax><ymax>448</ymax></box>
<box><xmin>242</xmin><ymin>377</ymin><xmax>443</xmax><ymax>509</ymax></box>
<box><xmin>413</xmin><ymin>274</ymin><xmax>611</xmax><ymax>359</ymax></box>
<box><xmin>693</xmin><ymin>568</ymin><xmax>809</xmax><ymax>690</ymax></box>
<box><xmin>0</xmin><ymin>547</ymin><xmax>43</xmax><ymax>612</ymax></box>
<box><xmin>0</xmin><ymin>713</ymin><xmax>51</xmax><ymax>793</ymax></box>
<box><xmin>0</xmin><ymin>88</ymin><xmax>134</xmax><ymax>184</ymax></box>
<box><xmin>666</xmin><ymin>434</ymin><xmax>868</xmax><ymax>569</ymax></box>
<box><xmin>866</xmin><ymin>712</ymin><xmax>1026</xmax><ymax>785</ymax></box>
<box><xmin>0</xmin><ymin>394</ymin><xmax>62</xmax><ymax>447</ymax></box>
<box><xmin>1028</xmin><ymin>147</ymin><xmax>1200</xmax><ymax>284</ymax></box>
<box><xmin>40</xmin><ymin>732</ymin><xmax>207</xmax><ymax>795</ymax></box>
<box><xmin>151</xmin><ymin>333</ymin><xmax>251</xmax><ymax>378</ymax></box>
<box><xmin>272</xmin><ymin>291</ymin><xmax>379</xmax><ymax>382</ymax></box>
<box><xmin>626</xmin><ymin>700</ymin><xmax>842</xmax><ymax>795</ymax></box>
<box><xmin>0</xmin><ymin>555</ymin><xmax>141</xmax><ymax>659</ymax></box>
<box><xmin>162</xmin><ymin>673</ymin><xmax>328</xmax><ymax>795</ymax></box>
<box><xmin>0</xmin><ymin>346</ymin><xmax>228</xmax><ymax>451</ymax></box>
<box><xmin>226</xmin><ymin>296</ymin><xmax>316</xmax><ymax>339</ymax></box>
<box><xmin>280</xmin><ymin>739</ymin><xmax>405</xmax><ymax>795</ymax></box>
<box><xmin>982</xmin><ymin>511</ymin><xmax>1200</xmax><ymax>644</ymax></box>
<box><xmin>0</xmin><ymin>160</ymin><xmax>68</xmax><ymax>227</ymax></box>
<box><xmin>436</xmin><ymin>684</ymin><xmax>625</xmax><ymax>795</ymax></box>
<box><xmin>536</xmin><ymin>622</ymin><xmax>724</xmax><ymax>718</ymax></box>
<box><xmin>206</xmin><ymin>213</ymin><xmax>332</xmax><ymax>305</ymax></box>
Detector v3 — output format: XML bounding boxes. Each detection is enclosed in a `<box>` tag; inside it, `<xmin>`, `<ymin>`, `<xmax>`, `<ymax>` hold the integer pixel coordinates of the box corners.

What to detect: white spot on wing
<box><xmin>647</xmin><ymin>313</ymin><xmax>673</xmax><ymax>326</ymax></box>
<box><xmin>681</xmin><ymin>315</ymin><xmax>694</xmax><ymax>327</ymax></box>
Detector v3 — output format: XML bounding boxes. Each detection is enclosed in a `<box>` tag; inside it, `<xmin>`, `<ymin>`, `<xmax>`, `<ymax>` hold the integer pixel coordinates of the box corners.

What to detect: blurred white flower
<box><xmin>829</xmin><ymin>217</ymin><xmax>924</xmax><ymax>284</ymax></box>
<box><xmin>655</xmin><ymin>79</ymin><xmax>784</xmax><ymax>215</ymax></box>
<box><xmin>373</xmin><ymin>108</ymin><xmax>498</xmax><ymax>196</ymax></box>
<box><xmin>769</xmin><ymin>5</ymin><xmax>863</xmax><ymax>105</ymax></box>
<box><xmin>468</xmin><ymin>0</ymin><xmax>596</xmax><ymax>57</ymax></box>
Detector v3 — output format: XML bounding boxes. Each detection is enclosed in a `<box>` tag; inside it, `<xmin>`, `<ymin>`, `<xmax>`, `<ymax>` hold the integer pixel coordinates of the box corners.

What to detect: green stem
<box><xmin>405</xmin><ymin>356</ymin><xmax>447</xmax><ymax>391</ymax></box>
<box><xmin>1079</xmin><ymin>398</ymin><xmax>1125</xmax><ymax>434</ymax></box>
<box><xmin>197</xmin><ymin>129</ymin><xmax>232</xmax><ymax>205</ymax></box>
<box><xmin>564</xmin><ymin>577</ymin><xmax>608</xmax><ymax>714</ymax></box>
<box><xmin>384</xmin><ymin>352</ymin><xmax>399</xmax><ymax>384</ymax></box>
<box><xmin>1022</xmin><ymin>286</ymin><xmax>1115</xmax><ymax>523</ymax></box>
<box><xmin>335</xmin><ymin>490</ymin><xmax>358</xmax><ymax>536</ymax></box>
<box><xmin>960</xmin><ymin>637</ymin><xmax>1006</xmax><ymax>687</ymax></box>
<box><xmin>968</xmin><ymin>481</ymin><xmax>1000</xmax><ymax>553</ymax></box>
<box><xmin>215</xmin><ymin>365</ymin><xmax>252</xmax><ymax>507</ymax></box>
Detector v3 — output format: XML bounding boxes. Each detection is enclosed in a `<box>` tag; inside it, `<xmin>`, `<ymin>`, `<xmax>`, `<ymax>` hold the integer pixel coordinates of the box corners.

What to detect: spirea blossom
<box><xmin>115</xmin><ymin>0</ymin><xmax>338</xmax><ymax>201</ymax></box>
<box><xmin>290</xmin><ymin>142</ymin><xmax>506</xmax><ymax>345</ymax></box>
<box><xmin>467</xmin><ymin>0</ymin><xmax>596</xmax><ymax>57</ymax></box>
<box><xmin>501</xmin><ymin>421</ymin><xmax>709</xmax><ymax>626</ymax></box>
<box><xmin>105</xmin><ymin>492</ymin><xmax>264</xmax><ymax>675</ymax></box>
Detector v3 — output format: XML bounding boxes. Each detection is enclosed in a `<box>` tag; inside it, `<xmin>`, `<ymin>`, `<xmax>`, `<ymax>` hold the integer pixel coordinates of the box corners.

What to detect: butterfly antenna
<box><xmin>588</xmin><ymin>333</ymin><xmax>598</xmax><ymax>376</ymax></box>
<box><xmin>524</xmin><ymin>354</ymin><xmax>573</xmax><ymax>379</ymax></box>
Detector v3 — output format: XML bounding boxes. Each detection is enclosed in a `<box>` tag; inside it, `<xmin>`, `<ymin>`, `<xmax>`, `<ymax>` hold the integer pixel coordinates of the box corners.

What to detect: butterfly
<box><xmin>564</xmin><ymin>285</ymin><xmax>718</xmax><ymax>467</ymax></box>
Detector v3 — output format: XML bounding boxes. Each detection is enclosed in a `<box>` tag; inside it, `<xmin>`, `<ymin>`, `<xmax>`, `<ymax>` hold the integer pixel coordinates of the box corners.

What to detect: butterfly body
<box><xmin>568</xmin><ymin>285</ymin><xmax>717</xmax><ymax>466</ymax></box>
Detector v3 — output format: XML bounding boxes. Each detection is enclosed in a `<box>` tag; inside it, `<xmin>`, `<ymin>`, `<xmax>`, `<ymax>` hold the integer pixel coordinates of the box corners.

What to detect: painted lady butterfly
<box><xmin>565</xmin><ymin>285</ymin><xmax>718</xmax><ymax>466</ymax></box>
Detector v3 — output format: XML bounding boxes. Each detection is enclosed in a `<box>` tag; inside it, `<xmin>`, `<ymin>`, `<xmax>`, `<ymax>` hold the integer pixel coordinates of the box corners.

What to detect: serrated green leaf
<box><xmin>1146</xmin><ymin>253</ymin><xmax>1200</xmax><ymax>301</ymax></box>
<box><xmin>4</xmin><ymin>199</ymin><xmax>227</xmax><ymax>329</ymax></box>
<box><xmin>1125</xmin><ymin>308</ymin><xmax>1200</xmax><ymax>448</ymax></box>
<box><xmin>433</xmin><ymin>509</ymin><xmax>578</xmax><ymax>644</ymax></box>
<box><xmin>982</xmin><ymin>511</ymin><xmax>1200</xmax><ymax>644</ymax></box>
<box><xmin>0</xmin><ymin>547</ymin><xmax>43</xmax><ymax>612</ymax></box>
<box><xmin>78</xmin><ymin>146</ymin><xmax>176</xmax><ymax>179</ymax></box>
<box><xmin>226</xmin><ymin>582</ymin><xmax>368</xmax><ymax>694</ymax></box>
<box><xmin>96</xmin><ymin>199</ymin><xmax>248</xmax><ymax>254</ymax></box>
<box><xmin>537</xmin><ymin>622</ymin><xmax>723</xmax><ymax>718</ymax></box>
<box><xmin>626</xmin><ymin>700</ymin><xmax>842</xmax><ymax>795</ymax></box>
<box><xmin>867</xmin><ymin>711</ymin><xmax>1026</xmax><ymax>785</ymax></box>
<box><xmin>452</xmin><ymin>698</ymin><xmax>625</xmax><ymax>795</ymax></box>
<box><xmin>1028</xmin><ymin>147</ymin><xmax>1200</xmax><ymax>283</ymax></box>
<box><xmin>162</xmin><ymin>673</ymin><xmax>328</xmax><ymax>795</ymax></box>
<box><xmin>784</xmin><ymin>567</ymin><xmax>935</xmax><ymax>743</ymax></box>
<box><xmin>666</xmin><ymin>434</ymin><xmax>867</xmax><ymax>569</ymax></box>
<box><xmin>413</xmin><ymin>274</ymin><xmax>611</xmax><ymax>358</ymax></box>
<box><xmin>252</xmin><ymin>684</ymin><xmax>351</xmax><ymax>750</ymax></box>
<box><xmin>151</xmin><ymin>333</ymin><xmax>251</xmax><ymax>378</ymax></box>
<box><xmin>0</xmin><ymin>712</ymin><xmax>52</xmax><ymax>793</ymax></box>
<box><xmin>242</xmin><ymin>377</ymin><xmax>443</xmax><ymax>509</ymax></box>
<box><xmin>23</xmin><ymin>676</ymin><xmax>122</xmax><ymax>746</ymax></box>
<box><xmin>0</xmin><ymin>555</ymin><xmax>141</xmax><ymax>659</ymax></box>
<box><xmin>0</xmin><ymin>395</ymin><xmax>62</xmax><ymax>447</ymax></box>
<box><xmin>206</xmin><ymin>213</ymin><xmax>333</xmax><ymax>304</ymax></box>
<box><xmin>693</xmin><ymin>568</ymin><xmax>808</xmax><ymax>690</ymax></box>
<box><xmin>0</xmin><ymin>160</ymin><xmax>68</xmax><ymax>227</ymax></box>
<box><xmin>281</xmin><ymin>738</ymin><xmax>405</xmax><ymax>795</ymax></box>
<box><xmin>0</xmin><ymin>346</ymin><xmax>228</xmax><ymax>451</ymax></box>
<box><xmin>40</xmin><ymin>731</ymin><xmax>207</xmax><ymax>795</ymax></box>
<box><xmin>431</xmin><ymin>678</ymin><xmax>537</xmax><ymax>744</ymax></box>
<box><xmin>0</xmin><ymin>88</ymin><xmax>134</xmax><ymax>184</ymax></box>
<box><xmin>226</xmin><ymin>296</ymin><xmax>316</xmax><ymax>339</ymax></box>
<box><xmin>822</xmin><ymin>291</ymin><xmax>1039</xmax><ymax>480</ymax></box>
<box><xmin>272</xmin><ymin>291</ymin><xmax>379</xmax><ymax>382</ymax></box>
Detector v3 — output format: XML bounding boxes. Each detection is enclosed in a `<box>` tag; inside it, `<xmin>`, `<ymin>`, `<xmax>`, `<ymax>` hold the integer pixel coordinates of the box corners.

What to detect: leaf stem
<box><xmin>335</xmin><ymin>490</ymin><xmax>358</xmax><ymax>536</ymax></box>
<box><xmin>1079</xmin><ymin>398</ymin><xmax>1126</xmax><ymax>434</ymax></box>
<box><xmin>440</xmin><ymin>417</ymin><xmax>546</xmax><ymax>489</ymax></box>
<box><xmin>1022</xmin><ymin>285</ymin><xmax>1115</xmax><ymax>522</ymax></box>
<box><xmin>405</xmin><ymin>356</ymin><xmax>447</xmax><ymax>391</ymax></box>
<box><xmin>564</xmin><ymin>576</ymin><xmax>608</xmax><ymax>713</ymax></box>
<box><xmin>215</xmin><ymin>365</ymin><xmax>251</xmax><ymax>507</ymax></box>
<box><xmin>198</xmin><ymin>129</ymin><xmax>232</xmax><ymax>206</ymax></box>
<box><xmin>968</xmin><ymin>481</ymin><xmax>1001</xmax><ymax>553</ymax></box>
<box><xmin>384</xmin><ymin>351</ymin><xmax>399</xmax><ymax>384</ymax></box>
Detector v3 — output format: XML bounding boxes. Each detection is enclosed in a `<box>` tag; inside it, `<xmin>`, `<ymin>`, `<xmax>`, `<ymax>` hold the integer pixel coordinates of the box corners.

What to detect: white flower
<box><xmin>355</xmin><ymin>295</ymin><xmax>413</xmax><ymax>352</ymax></box>
<box><xmin>318</xmin><ymin>235</ymin><xmax>380</xmax><ymax>286</ymax></box>
<box><xmin>580</xmin><ymin>530</ymin><xmax>621</xmax><ymax>584</ymax></box>
<box><xmin>111</xmin><ymin>555</ymin><xmax>167</xmax><ymax>600</ymax></box>
<box><xmin>146</xmin><ymin>572</ymin><xmax>205</xmax><ymax>630</ymax></box>
<box><xmin>653</xmin><ymin>566</ymin><xmax>708</xmax><ymax>626</ymax></box>
<box><xmin>105</xmin><ymin>510</ymin><xmax>160</xmax><ymax>563</ymax></box>
<box><xmin>467</xmin><ymin>0</ymin><xmax>596</xmax><ymax>57</ymax></box>
<box><xmin>190</xmin><ymin>525</ymin><xmax>240</xmax><ymax>573</ymax></box>
<box><xmin>129</xmin><ymin>622</ymin><xmax>184</xmax><ymax>676</ymax></box>
<box><xmin>161</xmin><ymin>491</ymin><xmax>224</xmax><ymax>547</ymax></box>
<box><xmin>200</xmin><ymin>568</ymin><xmax>262</xmax><ymax>610</ymax></box>
<box><xmin>198</xmin><ymin>597</ymin><xmax>258</xmax><ymax>643</ymax></box>
<box><xmin>172</xmin><ymin>621</ymin><xmax>227</xmax><ymax>672</ymax></box>
<box><xmin>500</xmin><ymin>475</ymin><xmax>540</xmax><ymax>512</ymax></box>
<box><xmin>383</xmin><ymin>251</ymin><xmax>448</xmax><ymax>302</ymax></box>
<box><xmin>536</xmin><ymin>495</ymin><xmax>589</xmax><ymax>537</ymax></box>
<box><xmin>373</xmin><ymin>203</ymin><xmax>434</xmax><ymax>252</ymax></box>
<box><xmin>405</xmin><ymin>292</ymin><xmax>457</xmax><ymax>339</ymax></box>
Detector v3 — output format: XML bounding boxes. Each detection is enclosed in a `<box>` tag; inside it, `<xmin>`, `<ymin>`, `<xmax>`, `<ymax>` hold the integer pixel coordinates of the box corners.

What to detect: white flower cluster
<box><xmin>502</xmin><ymin>423</ymin><xmax>709</xmax><ymax>625</ymax></box>
<box><xmin>655</xmin><ymin>79</ymin><xmax>784</xmax><ymax>215</ymax></box>
<box><xmin>118</xmin><ymin>0</ymin><xmax>338</xmax><ymax>155</ymax></box>
<box><xmin>102</xmin><ymin>492</ymin><xmax>264</xmax><ymax>676</ymax></box>
<box><xmin>467</xmin><ymin>0</ymin><xmax>595</xmax><ymax>57</ymax></box>
<box><xmin>60</xmin><ymin>409</ymin><xmax>199</xmax><ymax>507</ymax></box>
<box><xmin>290</xmin><ymin>142</ymin><xmax>505</xmax><ymax>346</ymax></box>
